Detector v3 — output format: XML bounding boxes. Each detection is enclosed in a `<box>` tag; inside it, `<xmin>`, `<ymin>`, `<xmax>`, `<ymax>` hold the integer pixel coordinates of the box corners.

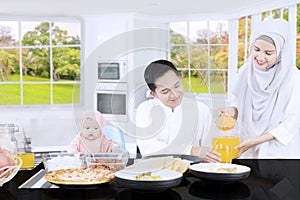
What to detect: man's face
<box><xmin>151</xmin><ymin>70</ymin><xmax>184</xmax><ymax>110</ymax></box>
<box><xmin>81</xmin><ymin>118</ymin><xmax>102</xmax><ymax>140</ymax></box>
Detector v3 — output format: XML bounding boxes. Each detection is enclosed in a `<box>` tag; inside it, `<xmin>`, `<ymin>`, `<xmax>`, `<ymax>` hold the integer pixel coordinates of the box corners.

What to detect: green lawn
<box><xmin>182</xmin><ymin>76</ymin><xmax>226</xmax><ymax>94</ymax></box>
<box><xmin>0</xmin><ymin>75</ymin><xmax>80</xmax><ymax>105</ymax></box>
<box><xmin>0</xmin><ymin>75</ymin><xmax>226</xmax><ymax>106</ymax></box>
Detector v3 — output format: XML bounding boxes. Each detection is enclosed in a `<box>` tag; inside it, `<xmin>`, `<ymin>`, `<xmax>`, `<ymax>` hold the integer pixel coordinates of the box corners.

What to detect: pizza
<box><xmin>44</xmin><ymin>167</ymin><xmax>115</xmax><ymax>185</ymax></box>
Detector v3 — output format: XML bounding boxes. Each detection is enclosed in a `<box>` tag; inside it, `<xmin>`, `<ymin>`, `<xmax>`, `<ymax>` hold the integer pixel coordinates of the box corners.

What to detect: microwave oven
<box><xmin>97</xmin><ymin>60</ymin><xmax>127</xmax><ymax>82</ymax></box>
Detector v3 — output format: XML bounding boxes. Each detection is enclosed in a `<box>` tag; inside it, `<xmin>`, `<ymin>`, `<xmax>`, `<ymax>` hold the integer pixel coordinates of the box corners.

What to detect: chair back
<box><xmin>102</xmin><ymin>126</ymin><xmax>128</xmax><ymax>154</ymax></box>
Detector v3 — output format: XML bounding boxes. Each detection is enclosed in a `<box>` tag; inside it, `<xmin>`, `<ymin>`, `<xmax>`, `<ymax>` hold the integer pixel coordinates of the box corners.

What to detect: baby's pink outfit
<box><xmin>70</xmin><ymin>134</ymin><xmax>115</xmax><ymax>153</ymax></box>
<box><xmin>70</xmin><ymin>111</ymin><xmax>116</xmax><ymax>153</ymax></box>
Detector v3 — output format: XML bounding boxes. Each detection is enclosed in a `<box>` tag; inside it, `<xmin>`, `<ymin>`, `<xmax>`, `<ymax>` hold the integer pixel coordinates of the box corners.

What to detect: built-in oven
<box><xmin>96</xmin><ymin>82</ymin><xmax>128</xmax><ymax>121</ymax></box>
<box><xmin>97</xmin><ymin>60</ymin><xmax>127</xmax><ymax>82</ymax></box>
<box><xmin>96</xmin><ymin>60</ymin><xmax>128</xmax><ymax>121</ymax></box>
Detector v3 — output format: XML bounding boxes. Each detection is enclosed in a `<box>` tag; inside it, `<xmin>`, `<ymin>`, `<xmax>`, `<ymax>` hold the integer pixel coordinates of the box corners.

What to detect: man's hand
<box><xmin>190</xmin><ymin>146</ymin><xmax>221</xmax><ymax>163</ymax></box>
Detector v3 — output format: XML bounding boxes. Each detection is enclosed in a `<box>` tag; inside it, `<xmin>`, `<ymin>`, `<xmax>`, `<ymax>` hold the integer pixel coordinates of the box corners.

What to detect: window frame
<box><xmin>168</xmin><ymin>20</ymin><xmax>229</xmax><ymax>94</ymax></box>
<box><xmin>0</xmin><ymin>16</ymin><xmax>82</xmax><ymax>108</ymax></box>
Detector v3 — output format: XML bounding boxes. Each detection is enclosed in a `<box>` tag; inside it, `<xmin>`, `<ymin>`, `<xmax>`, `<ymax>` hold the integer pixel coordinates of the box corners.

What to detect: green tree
<box><xmin>0</xmin><ymin>49</ymin><xmax>18</xmax><ymax>81</ymax></box>
<box><xmin>22</xmin><ymin>22</ymin><xmax>50</xmax><ymax>77</ymax></box>
<box><xmin>193</xmin><ymin>23</ymin><xmax>229</xmax><ymax>91</ymax></box>
<box><xmin>53</xmin><ymin>47</ymin><xmax>80</xmax><ymax>80</ymax></box>
<box><xmin>170</xmin><ymin>29</ymin><xmax>189</xmax><ymax>77</ymax></box>
<box><xmin>0</xmin><ymin>26</ymin><xmax>18</xmax><ymax>81</ymax></box>
<box><xmin>21</xmin><ymin>22</ymin><xmax>80</xmax><ymax>80</ymax></box>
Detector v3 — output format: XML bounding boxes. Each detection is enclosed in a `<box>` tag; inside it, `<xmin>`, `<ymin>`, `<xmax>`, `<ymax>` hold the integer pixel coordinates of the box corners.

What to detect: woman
<box><xmin>223</xmin><ymin>19</ymin><xmax>300</xmax><ymax>158</ymax></box>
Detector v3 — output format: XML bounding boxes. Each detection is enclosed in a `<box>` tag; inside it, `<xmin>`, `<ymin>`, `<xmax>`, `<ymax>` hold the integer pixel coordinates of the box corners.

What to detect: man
<box><xmin>135</xmin><ymin>59</ymin><xmax>220</xmax><ymax>162</ymax></box>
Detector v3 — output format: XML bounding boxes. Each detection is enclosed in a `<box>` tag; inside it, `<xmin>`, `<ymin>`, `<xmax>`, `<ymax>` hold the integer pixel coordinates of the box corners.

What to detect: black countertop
<box><xmin>1</xmin><ymin>159</ymin><xmax>300</xmax><ymax>200</ymax></box>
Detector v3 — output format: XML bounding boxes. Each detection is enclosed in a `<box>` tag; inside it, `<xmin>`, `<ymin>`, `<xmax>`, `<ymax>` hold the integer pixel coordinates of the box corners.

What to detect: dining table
<box><xmin>0</xmin><ymin>158</ymin><xmax>299</xmax><ymax>200</ymax></box>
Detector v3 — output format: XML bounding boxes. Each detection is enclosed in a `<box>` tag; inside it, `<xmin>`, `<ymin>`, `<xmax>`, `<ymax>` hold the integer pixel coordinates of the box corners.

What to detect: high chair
<box><xmin>102</xmin><ymin>126</ymin><xmax>129</xmax><ymax>155</ymax></box>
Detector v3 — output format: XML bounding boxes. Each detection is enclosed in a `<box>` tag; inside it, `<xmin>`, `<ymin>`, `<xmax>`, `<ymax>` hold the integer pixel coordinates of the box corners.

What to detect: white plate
<box><xmin>189</xmin><ymin>163</ymin><xmax>250</xmax><ymax>174</ymax></box>
<box><xmin>115</xmin><ymin>169</ymin><xmax>183</xmax><ymax>190</ymax></box>
<box><xmin>115</xmin><ymin>169</ymin><xmax>182</xmax><ymax>181</ymax></box>
<box><xmin>189</xmin><ymin>163</ymin><xmax>251</xmax><ymax>182</ymax></box>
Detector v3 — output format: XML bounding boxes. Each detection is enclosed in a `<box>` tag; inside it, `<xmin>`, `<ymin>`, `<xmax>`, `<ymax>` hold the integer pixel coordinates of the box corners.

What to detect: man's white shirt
<box><xmin>135</xmin><ymin>97</ymin><xmax>212</xmax><ymax>156</ymax></box>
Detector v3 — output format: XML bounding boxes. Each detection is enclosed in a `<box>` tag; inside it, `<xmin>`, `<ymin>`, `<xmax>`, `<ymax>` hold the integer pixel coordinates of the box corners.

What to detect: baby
<box><xmin>70</xmin><ymin>111</ymin><xmax>122</xmax><ymax>153</ymax></box>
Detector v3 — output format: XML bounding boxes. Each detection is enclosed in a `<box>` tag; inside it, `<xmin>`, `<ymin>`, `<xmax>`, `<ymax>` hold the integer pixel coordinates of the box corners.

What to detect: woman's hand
<box><xmin>235</xmin><ymin>133</ymin><xmax>275</xmax><ymax>157</ymax></box>
<box><xmin>217</xmin><ymin>106</ymin><xmax>238</xmax><ymax>119</ymax></box>
<box><xmin>235</xmin><ymin>139</ymin><xmax>257</xmax><ymax>157</ymax></box>
<box><xmin>190</xmin><ymin>146</ymin><xmax>221</xmax><ymax>163</ymax></box>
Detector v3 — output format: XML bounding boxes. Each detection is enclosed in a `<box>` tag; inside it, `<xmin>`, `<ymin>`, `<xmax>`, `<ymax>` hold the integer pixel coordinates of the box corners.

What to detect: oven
<box><xmin>96</xmin><ymin>82</ymin><xmax>128</xmax><ymax>122</ymax></box>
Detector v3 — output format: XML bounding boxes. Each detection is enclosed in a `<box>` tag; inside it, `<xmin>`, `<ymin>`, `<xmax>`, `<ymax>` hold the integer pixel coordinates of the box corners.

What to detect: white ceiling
<box><xmin>0</xmin><ymin>0</ymin><xmax>299</xmax><ymax>20</ymax></box>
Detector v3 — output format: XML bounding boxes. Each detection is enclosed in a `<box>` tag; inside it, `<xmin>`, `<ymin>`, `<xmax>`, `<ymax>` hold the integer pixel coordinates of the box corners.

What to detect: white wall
<box><xmin>0</xmin><ymin>107</ymin><xmax>81</xmax><ymax>150</ymax></box>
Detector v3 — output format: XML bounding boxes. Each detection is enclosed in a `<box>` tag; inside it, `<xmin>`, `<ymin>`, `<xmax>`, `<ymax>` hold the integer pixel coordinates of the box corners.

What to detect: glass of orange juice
<box><xmin>18</xmin><ymin>153</ymin><xmax>35</xmax><ymax>169</ymax></box>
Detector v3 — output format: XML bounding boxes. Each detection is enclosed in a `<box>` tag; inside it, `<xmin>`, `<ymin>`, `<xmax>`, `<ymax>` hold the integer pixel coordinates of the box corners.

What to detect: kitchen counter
<box><xmin>1</xmin><ymin>159</ymin><xmax>299</xmax><ymax>200</ymax></box>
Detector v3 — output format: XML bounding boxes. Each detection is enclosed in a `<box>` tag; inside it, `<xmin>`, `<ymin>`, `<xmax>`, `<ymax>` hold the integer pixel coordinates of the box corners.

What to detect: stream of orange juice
<box><xmin>212</xmin><ymin>136</ymin><xmax>240</xmax><ymax>163</ymax></box>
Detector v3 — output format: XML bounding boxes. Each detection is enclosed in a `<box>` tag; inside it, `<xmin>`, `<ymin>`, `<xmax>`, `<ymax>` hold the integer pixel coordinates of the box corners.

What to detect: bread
<box><xmin>216</xmin><ymin>114</ymin><xmax>235</xmax><ymax>130</ymax></box>
<box><xmin>126</xmin><ymin>156</ymin><xmax>190</xmax><ymax>174</ymax></box>
<box><xmin>125</xmin><ymin>156</ymin><xmax>174</xmax><ymax>172</ymax></box>
<box><xmin>173</xmin><ymin>159</ymin><xmax>190</xmax><ymax>173</ymax></box>
<box><xmin>162</xmin><ymin>158</ymin><xmax>190</xmax><ymax>173</ymax></box>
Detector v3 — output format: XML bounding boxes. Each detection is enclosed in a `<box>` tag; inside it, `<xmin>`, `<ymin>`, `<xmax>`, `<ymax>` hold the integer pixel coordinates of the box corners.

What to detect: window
<box><xmin>169</xmin><ymin>4</ymin><xmax>299</xmax><ymax>95</ymax></box>
<box><xmin>237</xmin><ymin>16</ymin><xmax>251</xmax><ymax>68</ymax></box>
<box><xmin>0</xmin><ymin>18</ymin><xmax>81</xmax><ymax>106</ymax></box>
<box><xmin>169</xmin><ymin>20</ymin><xmax>229</xmax><ymax>94</ymax></box>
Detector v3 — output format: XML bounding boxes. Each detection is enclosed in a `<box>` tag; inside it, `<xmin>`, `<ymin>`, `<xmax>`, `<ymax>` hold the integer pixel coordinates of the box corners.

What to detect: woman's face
<box><xmin>81</xmin><ymin>118</ymin><xmax>102</xmax><ymax>140</ymax></box>
<box><xmin>252</xmin><ymin>39</ymin><xmax>277</xmax><ymax>70</ymax></box>
<box><xmin>151</xmin><ymin>70</ymin><xmax>184</xmax><ymax>110</ymax></box>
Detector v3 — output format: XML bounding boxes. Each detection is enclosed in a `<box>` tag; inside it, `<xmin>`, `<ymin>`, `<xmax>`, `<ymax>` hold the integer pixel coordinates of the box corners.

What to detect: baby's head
<box><xmin>80</xmin><ymin>111</ymin><xmax>104</xmax><ymax>140</ymax></box>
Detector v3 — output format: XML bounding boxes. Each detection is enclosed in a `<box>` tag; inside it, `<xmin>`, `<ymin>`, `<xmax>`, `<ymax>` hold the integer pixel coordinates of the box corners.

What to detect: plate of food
<box><xmin>189</xmin><ymin>163</ymin><xmax>251</xmax><ymax>183</ymax></box>
<box><xmin>115</xmin><ymin>169</ymin><xmax>182</xmax><ymax>191</ymax></box>
<box><xmin>44</xmin><ymin>167</ymin><xmax>115</xmax><ymax>189</ymax></box>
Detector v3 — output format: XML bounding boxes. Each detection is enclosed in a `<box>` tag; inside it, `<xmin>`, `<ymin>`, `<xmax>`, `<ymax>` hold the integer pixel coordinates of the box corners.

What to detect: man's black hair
<box><xmin>144</xmin><ymin>59</ymin><xmax>180</xmax><ymax>91</ymax></box>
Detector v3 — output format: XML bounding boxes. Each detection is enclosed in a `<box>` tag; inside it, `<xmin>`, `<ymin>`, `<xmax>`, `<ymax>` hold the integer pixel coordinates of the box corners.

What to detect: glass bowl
<box><xmin>42</xmin><ymin>152</ymin><xmax>86</xmax><ymax>172</ymax></box>
<box><xmin>85</xmin><ymin>153</ymin><xmax>128</xmax><ymax>172</ymax></box>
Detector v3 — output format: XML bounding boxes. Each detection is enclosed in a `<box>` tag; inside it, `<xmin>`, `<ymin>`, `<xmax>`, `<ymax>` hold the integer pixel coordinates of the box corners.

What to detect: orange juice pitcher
<box><xmin>212</xmin><ymin>114</ymin><xmax>240</xmax><ymax>163</ymax></box>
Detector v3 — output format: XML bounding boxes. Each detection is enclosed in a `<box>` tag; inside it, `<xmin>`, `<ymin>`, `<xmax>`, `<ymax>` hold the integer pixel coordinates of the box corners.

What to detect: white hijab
<box><xmin>232</xmin><ymin>19</ymin><xmax>296</xmax><ymax>141</ymax></box>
